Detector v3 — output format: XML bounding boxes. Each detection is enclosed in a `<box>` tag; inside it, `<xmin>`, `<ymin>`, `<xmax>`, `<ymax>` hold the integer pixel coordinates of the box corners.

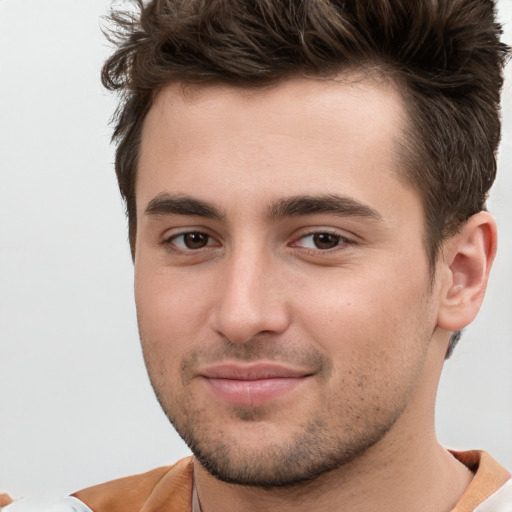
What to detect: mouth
<box><xmin>199</xmin><ymin>363</ymin><xmax>312</xmax><ymax>407</ymax></box>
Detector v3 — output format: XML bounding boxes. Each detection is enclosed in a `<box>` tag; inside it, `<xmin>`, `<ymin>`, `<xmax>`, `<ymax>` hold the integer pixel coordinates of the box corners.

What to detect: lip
<box><xmin>199</xmin><ymin>363</ymin><xmax>311</xmax><ymax>407</ymax></box>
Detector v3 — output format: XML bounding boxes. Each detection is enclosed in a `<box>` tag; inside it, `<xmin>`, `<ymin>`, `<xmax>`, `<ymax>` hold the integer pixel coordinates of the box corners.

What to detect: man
<box><xmin>3</xmin><ymin>0</ymin><xmax>510</xmax><ymax>511</ymax></box>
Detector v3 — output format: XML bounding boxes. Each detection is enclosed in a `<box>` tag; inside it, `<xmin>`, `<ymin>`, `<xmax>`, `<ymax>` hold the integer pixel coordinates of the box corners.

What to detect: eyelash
<box><xmin>290</xmin><ymin>231</ymin><xmax>353</xmax><ymax>253</ymax></box>
<box><xmin>162</xmin><ymin>231</ymin><xmax>219</xmax><ymax>253</ymax></box>
<box><xmin>161</xmin><ymin>229</ymin><xmax>354</xmax><ymax>255</ymax></box>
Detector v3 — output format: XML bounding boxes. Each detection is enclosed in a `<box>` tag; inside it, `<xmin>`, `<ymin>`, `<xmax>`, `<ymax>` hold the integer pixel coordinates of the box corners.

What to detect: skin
<box><xmin>0</xmin><ymin>494</ymin><xmax>12</xmax><ymax>507</ymax></box>
<box><xmin>134</xmin><ymin>76</ymin><xmax>496</xmax><ymax>511</ymax></box>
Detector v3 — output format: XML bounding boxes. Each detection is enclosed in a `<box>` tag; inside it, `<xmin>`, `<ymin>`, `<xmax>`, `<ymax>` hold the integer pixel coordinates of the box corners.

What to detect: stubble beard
<box><xmin>145</xmin><ymin>343</ymin><xmax>411</xmax><ymax>488</ymax></box>
<box><xmin>165</xmin><ymin>400</ymin><xmax>399</xmax><ymax>488</ymax></box>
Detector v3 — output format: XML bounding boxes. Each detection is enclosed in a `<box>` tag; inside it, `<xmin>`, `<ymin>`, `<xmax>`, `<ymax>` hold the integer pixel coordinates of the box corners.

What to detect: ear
<box><xmin>437</xmin><ymin>212</ymin><xmax>497</xmax><ymax>332</ymax></box>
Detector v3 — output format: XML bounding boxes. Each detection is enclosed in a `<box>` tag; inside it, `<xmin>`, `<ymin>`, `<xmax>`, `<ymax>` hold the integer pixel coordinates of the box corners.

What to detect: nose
<box><xmin>211</xmin><ymin>247</ymin><xmax>291</xmax><ymax>344</ymax></box>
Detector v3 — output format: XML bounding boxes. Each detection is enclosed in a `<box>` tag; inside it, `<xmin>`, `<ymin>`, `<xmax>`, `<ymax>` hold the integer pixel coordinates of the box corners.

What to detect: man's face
<box><xmin>135</xmin><ymin>77</ymin><xmax>441</xmax><ymax>486</ymax></box>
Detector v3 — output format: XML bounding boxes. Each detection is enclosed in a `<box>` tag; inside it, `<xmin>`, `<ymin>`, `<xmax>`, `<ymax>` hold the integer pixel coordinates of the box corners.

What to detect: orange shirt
<box><xmin>450</xmin><ymin>451</ymin><xmax>511</xmax><ymax>512</ymax></box>
<box><xmin>71</xmin><ymin>451</ymin><xmax>511</xmax><ymax>512</ymax></box>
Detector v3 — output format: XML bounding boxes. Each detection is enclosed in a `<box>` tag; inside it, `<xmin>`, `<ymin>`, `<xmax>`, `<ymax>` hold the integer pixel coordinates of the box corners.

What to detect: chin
<box><xmin>173</xmin><ymin>413</ymin><xmax>392</xmax><ymax>488</ymax></box>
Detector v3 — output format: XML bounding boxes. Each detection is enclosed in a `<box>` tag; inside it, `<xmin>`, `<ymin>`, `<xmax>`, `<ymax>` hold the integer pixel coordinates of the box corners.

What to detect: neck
<box><xmin>194</xmin><ymin>432</ymin><xmax>473</xmax><ymax>512</ymax></box>
<box><xmin>194</xmin><ymin>334</ymin><xmax>473</xmax><ymax>512</ymax></box>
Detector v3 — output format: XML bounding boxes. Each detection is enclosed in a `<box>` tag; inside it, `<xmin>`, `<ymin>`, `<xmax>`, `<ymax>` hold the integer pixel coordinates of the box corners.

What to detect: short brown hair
<box><xmin>102</xmin><ymin>0</ymin><xmax>508</xmax><ymax>353</ymax></box>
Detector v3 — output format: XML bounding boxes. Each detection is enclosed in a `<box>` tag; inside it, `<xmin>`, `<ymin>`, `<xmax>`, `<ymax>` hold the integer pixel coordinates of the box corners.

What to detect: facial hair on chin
<box><xmin>144</xmin><ymin>338</ymin><xmax>408</xmax><ymax>488</ymax></box>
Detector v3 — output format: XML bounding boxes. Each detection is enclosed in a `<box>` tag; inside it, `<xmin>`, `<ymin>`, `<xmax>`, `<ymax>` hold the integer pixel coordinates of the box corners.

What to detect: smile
<box><xmin>199</xmin><ymin>363</ymin><xmax>311</xmax><ymax>406</ymax></box>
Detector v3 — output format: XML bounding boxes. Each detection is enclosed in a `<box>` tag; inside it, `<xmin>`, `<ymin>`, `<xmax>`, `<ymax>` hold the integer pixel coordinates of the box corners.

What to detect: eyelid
<box><xmin>160</xmin><ymin>228</ymin><xmax>221</xmax><ymax>252</ymax></box>
<box><xmin>289</xmin><ymin>228</ymin><xmax>356</xmax><ymax>251</ymax></box>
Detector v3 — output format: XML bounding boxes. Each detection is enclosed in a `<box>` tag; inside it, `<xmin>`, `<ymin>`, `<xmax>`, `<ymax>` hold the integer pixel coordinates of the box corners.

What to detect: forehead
<box><xmin>137</xmin><ymin>76</ymin><xmax>411</xmax><ymax>213</ymax></box>
<box><xmin>143</xmin><ymin>75</ymin><xmax>405</xmax><ymax>145</ymax></box>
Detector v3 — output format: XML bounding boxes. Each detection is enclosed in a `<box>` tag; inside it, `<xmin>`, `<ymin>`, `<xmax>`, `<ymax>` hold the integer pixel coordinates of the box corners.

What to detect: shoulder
<box><xmin>1</xmin><ymin>496</ymin><xmax>92</xmax><ymax>512</ymax></box>
<box><xmin>71</xmin><ymin>457</ymin><xmax>194</xmax><ymax>512</ymax></box>
<box><xmin>475</xmin><ymin>478</ymin><xmax>512</xmax><ymax>511</ymax></box>
<box><xmin>1</xmin><ymin>458</ymin><xmax>194</xmax><ymax>512</ymax></box>
<box><xmin>450</xmin><ymin>450</ymin><xmax>512</xmax><ymax>512</ymax></box>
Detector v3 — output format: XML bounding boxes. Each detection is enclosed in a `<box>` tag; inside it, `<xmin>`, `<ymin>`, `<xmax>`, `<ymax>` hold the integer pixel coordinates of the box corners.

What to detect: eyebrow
<box><xmin>267</xmin><ymin>194</ymin><xmax>382</xmax><ymax>221</ymax></box>
<box><xmin>145</xmin><ymin>194</ymin><xmax>225</xmax><ymax>220</ymax></box>
<box><xmin>144</xmin><ymin>193</ymin><xmax>382</xmax><ymax>223</ymax></box>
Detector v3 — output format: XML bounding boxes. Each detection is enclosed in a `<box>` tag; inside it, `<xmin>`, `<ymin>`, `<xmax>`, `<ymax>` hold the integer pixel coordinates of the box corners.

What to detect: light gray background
<box><xmin>0</xmin><ymin>0</ymin><xmax>511</xmax><ymax>501</ymax></box>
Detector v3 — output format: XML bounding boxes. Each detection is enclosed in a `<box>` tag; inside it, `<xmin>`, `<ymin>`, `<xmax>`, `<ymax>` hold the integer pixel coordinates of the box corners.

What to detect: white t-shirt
<box><xmin>2</xmin><ymin>496</ymin><xmax>92</xmax><ymax>512</ymax></box>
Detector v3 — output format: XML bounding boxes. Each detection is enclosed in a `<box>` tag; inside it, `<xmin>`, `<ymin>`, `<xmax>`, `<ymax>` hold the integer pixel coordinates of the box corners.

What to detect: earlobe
<box><xmin>437</xmin><ymin>212</ymin><xmax>497</xmax><ymax>332</ymax></box>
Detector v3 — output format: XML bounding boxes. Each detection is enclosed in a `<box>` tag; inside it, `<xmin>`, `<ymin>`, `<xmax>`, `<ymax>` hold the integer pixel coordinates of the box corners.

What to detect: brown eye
<box><xmin>312</xmin><ymin>233</ymin><xmax>341</xmax><ymax>249</ymax></box>
<box><xmin>182</xmin><ymin>232</ymin><xmax>210</xmax><ymax>249</ymax></box>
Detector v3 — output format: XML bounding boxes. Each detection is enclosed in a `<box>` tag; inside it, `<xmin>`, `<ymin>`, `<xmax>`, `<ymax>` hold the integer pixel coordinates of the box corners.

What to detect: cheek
<box><xmin>291</xmin><ymin>263</ymin><xmax>434</xmax><ymax>362</ymax></box>
<box><xmin>134</xmin><ymin>267</ymin><xmax>211</xmax><ymax>361</ymax></box>
<box><xmin>295</xmin><ymin>275</ymin><xmax>433</xmax><ymax>419</ymax></box>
